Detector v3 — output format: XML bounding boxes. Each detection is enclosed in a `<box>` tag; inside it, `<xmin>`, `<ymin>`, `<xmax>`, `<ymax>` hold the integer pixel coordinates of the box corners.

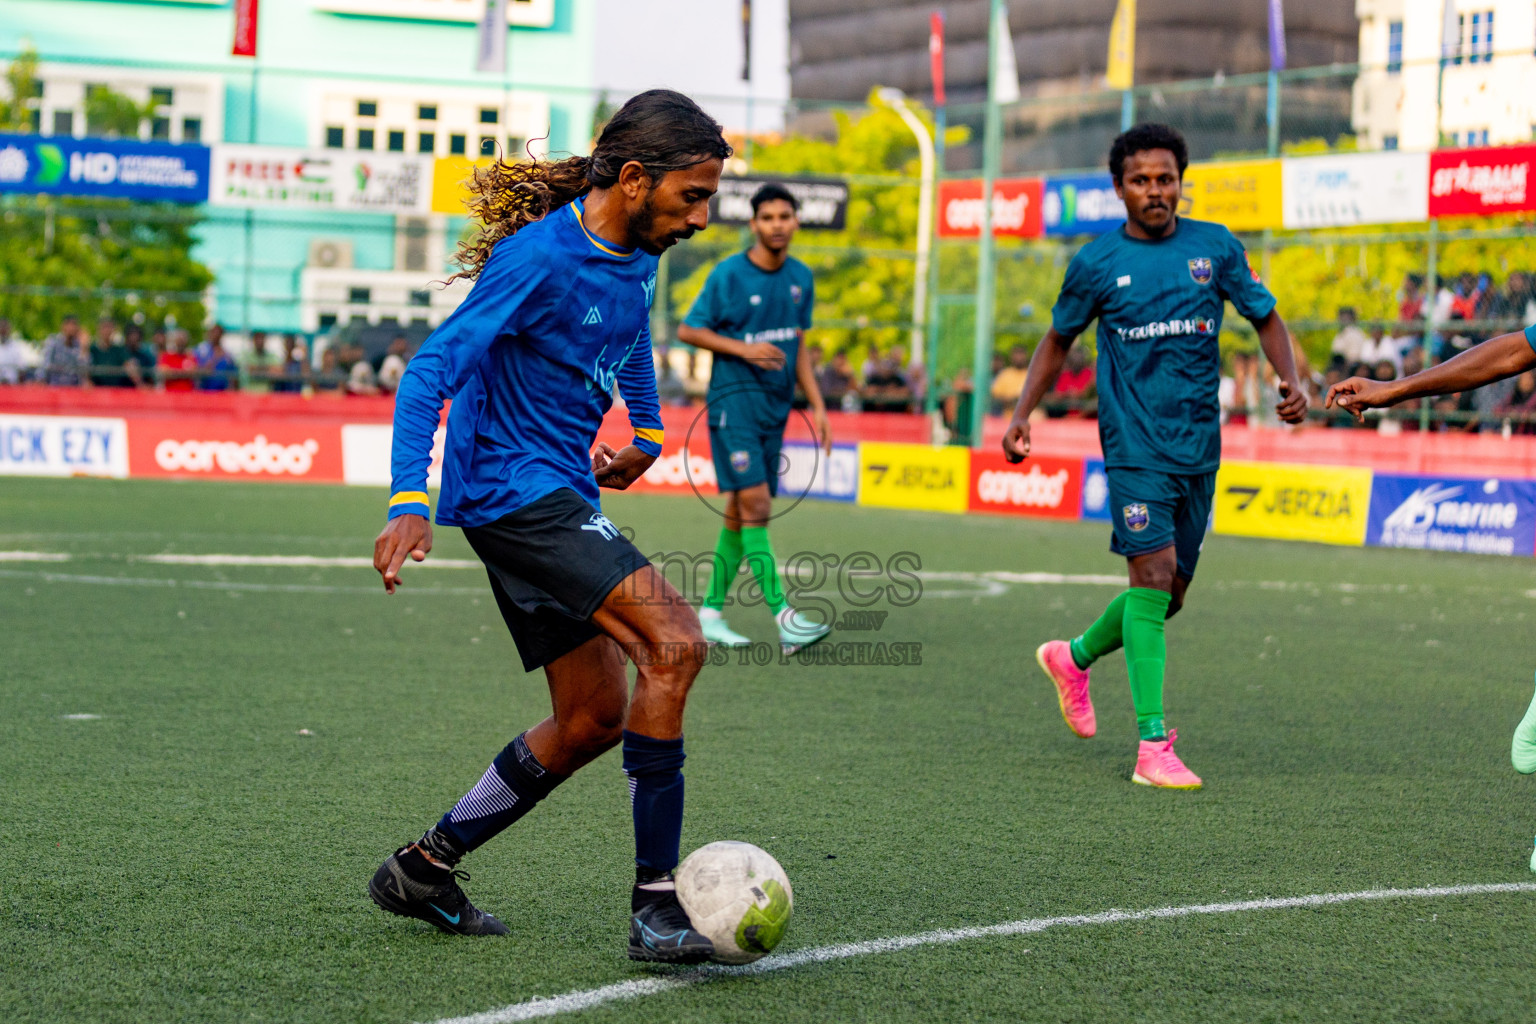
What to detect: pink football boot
<box><xmin>1132</xmin><ymin>729</ymin><xmax>1202</xmax><ymax>789</ymax></box>
<box><xmin>1035</xmin><ymin>640</ymin><xmax>1096</xmax><ymax>738</ymax></box>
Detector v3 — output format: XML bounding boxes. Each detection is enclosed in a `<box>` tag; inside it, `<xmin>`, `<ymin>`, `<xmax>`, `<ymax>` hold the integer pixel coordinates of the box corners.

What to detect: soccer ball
<box><xmin>674</xmin><ymin>841</ymin><xmax>794</xmax><ymax>964</ymax></box>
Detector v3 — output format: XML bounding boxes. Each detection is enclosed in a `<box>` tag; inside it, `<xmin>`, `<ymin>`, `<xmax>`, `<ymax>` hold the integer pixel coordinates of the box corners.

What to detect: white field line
<box><xmin>132</xmin><ymin>553</ymin><xmax>484</xmax><ymax>569</ymax></box>
<box><xmin>0</xmin><ymin>569</ymin><xmax>486</xmax><ymax>596</ymax></box>
<box><xmin>0</xmin><ymin>551</ymin><xmax>72</xmax><ymax>562</ymax></box>
<box><xmin>428</xmin><ymin>883</ymin><xmax>1536</xmax><ymax>1024</ymax></box>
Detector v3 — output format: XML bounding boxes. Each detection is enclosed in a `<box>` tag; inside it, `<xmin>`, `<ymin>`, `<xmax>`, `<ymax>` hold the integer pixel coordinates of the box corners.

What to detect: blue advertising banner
<box><xmin>0</xmin><ymin>133</ymin><xmax>211</xmax><ymax>203</ymax></box>
<box><xmin>1043</xmin><ymin>173</ymin><xmax>1125</xmax><ymax>237</ymax></box>
<box><xmin>780</xmin><ymin>441</ymin><xmax>859</xmax><ymax>504</ymax></box>
<box><xmin>1366</xmin><ymin>473</ymin><xmax>1536</xmax><ymax>557</ymax></box>
<box><xmin>1081</xmin><ymin>458</ymin><xmax>1111</xmax><ymax>521</ymax></box>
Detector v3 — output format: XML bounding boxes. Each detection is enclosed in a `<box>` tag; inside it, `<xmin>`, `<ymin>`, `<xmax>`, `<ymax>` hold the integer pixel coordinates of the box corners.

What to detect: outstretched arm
<box><xmin>675</xmin><ymin>323</ymin><xmax>785</xmax><ymax>371</ymax></box>
<box><xmin>1002</xmin><ymin>327</ymin><xmax>1073</xmax><ymax>463</ymax></box>
<box><xmin>1254</xmin><ymin>310</ymin><xmax>1309</xmax><ymax>424</ymax></box>
<box><xmin>1327</xmin><ymin>328</ymin><xmax>1536</xmax><ymax>423</ymax></box>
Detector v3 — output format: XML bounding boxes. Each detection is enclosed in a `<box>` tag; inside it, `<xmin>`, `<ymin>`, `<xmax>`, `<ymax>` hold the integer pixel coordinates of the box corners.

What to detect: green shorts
<box><xmin>1106</xmin><ymin>467</ymin><xmax>1216</xmax><ymax>582</ymax></box>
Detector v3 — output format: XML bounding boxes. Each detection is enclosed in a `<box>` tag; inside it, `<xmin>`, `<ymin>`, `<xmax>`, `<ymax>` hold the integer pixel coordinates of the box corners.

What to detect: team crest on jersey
<box><xmin>1187</xmin><ymin>258</ymin><xmax>1213</xmax><ymax>285</ymax></box>
<box><xmin>731</xmin><ymin>450</ymin><xmax>752</xmax><ymax>473</ymax></box>
<box><xmin>1123</xmin><ymin>503</ymin><xmax>1150</xmax><ymax>532</ymax></box>
<box><xmin>790</xmin><ymin>284</ymin><xmax>803</xmax><ymax>304</ymax></box>
<box><xmin>642</xmin><ymin>272</ymin><xmax>657</xmax><ymax>306</ymax></box>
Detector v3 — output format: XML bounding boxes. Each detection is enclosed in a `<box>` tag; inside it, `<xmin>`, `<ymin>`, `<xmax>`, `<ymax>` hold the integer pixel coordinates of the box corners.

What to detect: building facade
<box><xmin>1354</xmin><ymin>0</ymin><xmax>1536</xmax><ymax>151</ymax></box>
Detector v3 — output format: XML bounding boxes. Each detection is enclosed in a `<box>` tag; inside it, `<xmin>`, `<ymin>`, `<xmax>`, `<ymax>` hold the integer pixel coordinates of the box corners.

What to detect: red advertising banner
<box><xmin>128</xmin><ymin>418</ymin><xmax>343</xmax><ymax>483</ymax></box>
<box><xmin>968</xmin><ymin>451</ymin><xmax>1082</xmax><ymax>520</ymax></box>
<box><xmin>1428</xmin><ymin>144</ymin><xmax>1536</xmax><ymax>217</ymax></box>
<box><xmin>232</xmin><ymin>0</ymin><xmax>260</xmax><ymax>57</ymax></box>
<box><xmin>937</xmin><ymin>178</ymin><xmax>1044</xmax><ymax>238</ymax></box>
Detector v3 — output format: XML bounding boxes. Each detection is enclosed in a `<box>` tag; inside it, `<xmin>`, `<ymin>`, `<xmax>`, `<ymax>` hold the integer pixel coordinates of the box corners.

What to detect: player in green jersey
<box><xmin>1005</xmin><ymin>124</ymin><xmax>1310</xmax><ymax>788</ymax></box>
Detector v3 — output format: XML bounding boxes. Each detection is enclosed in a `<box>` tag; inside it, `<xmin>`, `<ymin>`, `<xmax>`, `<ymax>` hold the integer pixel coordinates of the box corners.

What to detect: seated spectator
<box><xmin>860</xmin><ymin>345</ymin><xmax>884</xmax><ymax>383</ymax></box>
<box><xmin>0</xmin><ymin>318</ymin><xmax>37</xmax><ymax>384</ymax></box>
<box><xmin>1330</xmin><ymin>307</ymin><xmax>1369</xmax><ymax>365</ymax></box>
<box><xmin>376</xmin><ymin>336</ymin><xmax>410</xmax><ymax>394</ymax></box>
<box><xmin>942</xmin><ymin>366</ymin><xmax>975</xmax><ymax>441</ymax></box>
<box><xmin>195</xmin><ymin>323</ymin><xmax>224</xmax><ymax>365</ymax></box>
<box><xmin>817</xmin><ymin>350</ymin><xmax>856</xmax><ymax>410</ymax></box>
<box><xmin>989</xmin><ymin>345</ymin><xmax>1029</xmax><ymax>415</ymax></box>
<box><xmin>157</xmin><ymin>330</ymin><xmax>198</xmax><ymax>392</ymax></box>
<box><xmin>272</xmin><ymin>335</ymin><xmax>308</xmax><ymax>393</ymax></box>
<box><xmin>892</xmin><ymin>345</ymin><xmax>926</xmax><ymax>409</ymax></box>
<box><xmin>197</xmin><ymin>331</ymin><xmax>238</xmax><ymax>391</ymax></box>
<box><xmin>41</xmin><ymin>315</ymin><xmax>88</xmax><ymax>387</ymax></box>
<box><xmin>1359</xmin><ymin>325</ymin><xmax>1402</xmax><ymax>375</ymax></box>
<box><xmin>1431</xmin><ymin>391</ymin><xmax>1473</xmax><ymax>432</ymax></box>
<box><xmin>240</xmin><ymin>331</ymin><xmax>282</xmax><ymax>394</ymax></box>
<box><xmin>1498</xmin><ymin>370</ymin><xmax>1536</xmax><ymax>432</ymax></box>
<box><xmin>345</xmin><ymin>344</ymin><xmax>381</xmax><ymax>396</ymax></box>
<box><xmin>1046</xmin><ymin>345</ymin><xmax>1095</xmax><ymax>418</ymax></box>
<box><xmin>90</xmin><ymin>317</ymin><xmax>147</xmax><ymax>389</ymax></box>
<box><xmin>313</xmin><ymin>347</ymin><xmax>348</xmax><ymax>395</ymax></box>
<box><xmin>861</xmin><ymin>353</ymin><xmax>912</xmax><ymax>413</ymax></box>
<box><xmin>1399</xmin><ymin>273</ymin><xmax>1425</xmax><ymax>323</ymax></box>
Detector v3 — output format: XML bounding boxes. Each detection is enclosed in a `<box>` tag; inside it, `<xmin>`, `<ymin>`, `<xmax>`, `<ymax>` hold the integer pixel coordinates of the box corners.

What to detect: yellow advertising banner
<box><xmin>858</xmin><ymin>442</ymin><xmax>971</xmax><ymax>514</ymax></box>
<box><xmin>1214</xmin><ymin>460</ymin><xmax>1373</xmax><ymax>546</ymax></box>
<box><xmin>1182</xmin><ymin>159</ymin><xmax>1283</xmax><ymax>232</ymax></box>
<box><xmin>430</xmin><ymin>156</ymin><xmax>494</xmax><ymax>216</ymax></box>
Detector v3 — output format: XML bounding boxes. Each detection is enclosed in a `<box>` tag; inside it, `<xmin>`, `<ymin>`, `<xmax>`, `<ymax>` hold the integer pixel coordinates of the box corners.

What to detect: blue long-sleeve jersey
<box><xmin>387</xmin><ymin>199</ymin><xmax>665</xmax><ymax>527</ymax></box>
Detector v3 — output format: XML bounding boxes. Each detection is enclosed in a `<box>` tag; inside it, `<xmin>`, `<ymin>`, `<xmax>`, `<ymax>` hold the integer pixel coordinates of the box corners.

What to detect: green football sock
<box><xmin>704</xmin><ymin>527</ymin><xmax>744</xmax><ymax>611</ymax></box>
<box><xmin>1122</xmin><ymin>587</ymin><xmax>1172</xmax><ymax>741</ymax></box>
<box><xmin>740</xmin><ymin>525</ymin><xmax>788</xmax><ymax>616</ymax></box>
<box><xmin>1069</xmin><ymin>591</ymin><xmax>1130</xmax><ymax>669</ymax></box>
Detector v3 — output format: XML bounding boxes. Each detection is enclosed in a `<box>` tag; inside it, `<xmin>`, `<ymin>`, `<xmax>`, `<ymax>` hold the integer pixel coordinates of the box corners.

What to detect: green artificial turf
<box><xmin>1</xmin><ymin>477</ymin><xmax>1533</xmax><ymax>1023</ymax></box>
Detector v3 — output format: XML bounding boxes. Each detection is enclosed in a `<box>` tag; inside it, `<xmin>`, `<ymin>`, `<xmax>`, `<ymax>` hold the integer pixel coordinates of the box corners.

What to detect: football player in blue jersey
<box><xmin>1004</xmin><ymin>123</ymin><xmax>1310</xmax><ymax>789</ymax></box>
<box><xmin>677</xmin><ymin>184</ymin><xmax>834</xmax><ymax>653</ymax></box>
<box><xmin>367</xmin><ymin>90</ymin><xmax>729</xmax><ymax>962</ymax></box>
<box><xmin>1328</xmin><ymin>320</ymin><xmax>1536</xmax><ymax>847</ymax></box>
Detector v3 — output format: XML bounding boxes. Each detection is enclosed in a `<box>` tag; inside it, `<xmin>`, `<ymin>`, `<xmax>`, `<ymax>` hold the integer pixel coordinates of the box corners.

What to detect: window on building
<box><xmin>418</xmin><ymin>104</ymin><xmax>437</xmax><ymax>121</ymax></box>
<box><xmin>449</xmin><ymin>133</ymin><xmax>467</xmax><ymax>156</ymax></box>
<box><xmin>1387</xmin><ymin>20</ymin><xmax>1403</xmax><ymax>72</ymax></box>
<box><xmin>418</xmin><ymin>132</ymin><xmax>435</xmax><ymax>154</ymax></box>
<box><xmin>357</xmin><ymin>100</ymin><xmax>378</xmax><ymax>118</ymax></box>
<box><xmin>318</xmin><ymin>314</ymin><xmax>339</xmax><ymax>332</ymax></box>
<box><xmin>357</xmin><ymin>128</ymin><xmax>375</xmax><ymax>151</ymax></box>
<box><xmin>507</xmin><ymin>135</ymin><xmax>526</xmax><ymax>158</ymax></box>
<box><xmin>325</xmin><ymin>125</ymin><xmax>345</xmax><ymax>148</ymax></box>
<box><xmin>85</xmin><ymin>82</ymin><xmax>106</xmax><ymax>99</ymax></box>
<box><xmin>52</xmin><ymin>110</ymin><xmax>73</xmax><ymax>136</ymax></box>
<box><xmin>409</xmin><ymin>290</ymin><xmax>431</xmax><ymax>307</ymax></box>
<box><xmin>150</xmin><ymin>86</ymin><xmax>174</xmax><ymax>107</ymax></box>
<box><xmin>349</xmin><ymin>287</ymin><xmax>371</xmax><ymax>305</ymax></box>
<box><xmin>479</xmin><ymin>107</ymin><xmax>499</xmax><ymax>124</ymax></box>
<box><xmin>1383</xmin><ymin>135</ymin><xmax>1399</xmax><ymax>151</ymax></box>
<box><xmin>387</xmin><ymin>130</ymin><xmax>405</xmax><ymax>152</ymax></box>
<box><xmin>28</xmin><ymin>109</ymin><xmax>40</xmax><ymax>133</ymax></box>
<box><xmin>151</xmin><ymin>116</ymin><xmax>170</xmax><ymax>140</ymax></box>
<box><xmin>1470</xmin><ymin>10</ymin><xmax>1494</xmax><ymax>62</ymax></box>
<box><xmin>479</xmin><ymin>136</ymin><xmax>497</xmax><ymax>157</ymax></box>
<box><xmin>182</xmin><ymin>117</ymin><xmax>202</xmax><ymax>142</ymax></box>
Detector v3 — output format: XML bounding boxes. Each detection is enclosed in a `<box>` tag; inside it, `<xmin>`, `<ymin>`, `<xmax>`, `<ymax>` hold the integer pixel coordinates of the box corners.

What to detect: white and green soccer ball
<box><xmin>674</xmin><ymin>841</ymin><xmax>794</xmax><ymax>964</ymax></box>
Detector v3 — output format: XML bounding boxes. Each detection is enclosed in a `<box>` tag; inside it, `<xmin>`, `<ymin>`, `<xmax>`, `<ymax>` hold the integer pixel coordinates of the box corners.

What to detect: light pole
<box><xmin>873</xmin><ymin>88</ymin><xmax>934</xmax><ymax>377</ymax></box>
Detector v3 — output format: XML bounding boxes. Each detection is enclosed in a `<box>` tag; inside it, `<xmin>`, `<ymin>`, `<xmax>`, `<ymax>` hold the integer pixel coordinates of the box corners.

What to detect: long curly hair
<box><xmin>450</xmin><ymin>89</ymin><xmax>732</xmax><ymax>281</ymax></box>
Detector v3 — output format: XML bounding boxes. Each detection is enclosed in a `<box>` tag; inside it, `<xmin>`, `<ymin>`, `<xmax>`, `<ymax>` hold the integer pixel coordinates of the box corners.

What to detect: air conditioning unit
<box><xmin>308</xmin><ymin>238</ymin><xmax>355</xmax><ymax>269</ymax></box>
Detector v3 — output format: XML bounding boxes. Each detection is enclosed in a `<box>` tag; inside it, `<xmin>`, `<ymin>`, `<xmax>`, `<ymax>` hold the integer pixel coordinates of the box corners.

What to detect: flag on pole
<box><xmin>992</xmin><ymin>2</ymin><xmax>1021</xmax><ymax>105</ymax></box>
<box><xmin>741</xmin><ymin>0</ymin><xmax>753</xmax><ymax>82</ymax></box>
<box><xmin>1268</xmin><ymin>0</ymin><xmax>1287</xmax><ymax>71</ymax></box>
<box><xmin>1441</xmin><ymin>0</ymin><xmax>1460</xmax><ymax>61</ymax></box>
<box><xmin>476</xmin><ymin>0</ymin><xmax>508</xmax><ymax>74</ymax></box>
<box><xmin>1106</xmin><ymin>0</ymin><xmax>1136</xmax><ymax>90</ymax></box>
<box><xmin>929</xmin><ymin>11</ymin><xmax>947</xmax><ymax>107</ymax></box>
<box><xmin>231</xmin><ymin>0</ymin><xmax>259</xmax><ymax>57</ymax></box>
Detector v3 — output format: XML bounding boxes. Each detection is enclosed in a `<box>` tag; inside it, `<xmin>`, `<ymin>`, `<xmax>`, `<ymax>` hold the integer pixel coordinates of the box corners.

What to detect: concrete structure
<box><xmin>1</xmin><ymin>0</ymin><xmax>597</xmax><ymax>334</ymax></box>
<box><xmin>1354</xmin><ymin>0</ymin><xmax>1536</xmax><ymax>151</ymax></box>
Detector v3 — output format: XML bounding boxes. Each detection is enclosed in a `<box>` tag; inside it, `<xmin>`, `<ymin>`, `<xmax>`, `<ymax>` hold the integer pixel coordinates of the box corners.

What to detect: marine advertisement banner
<box><xmin>1282</xmin><ymin>152</ymin><xmax>1429</xmax><ymax>229</ymax></box>
<box><xmin>1365</xmin><ymin>473</ymin><xmax>1536</xmax><ymax>557</ymax></box>
<box><xmin>0</xmin><ymin>133</ymin><xmax>210</xmax><ymax>203</ymax></box>
<box><xmin>1042</xmin><ymin>173</ymin><xmax>1125</xmax><ymax>237</ymax></box>
<box><xmin>1181</xmin><ymin>159</ymin><xmax>1283</xmax><ymax>232</ymax></box>
<box><xmin>1213</xmin><ymin>460</ymin><xmax>1373</xmax><ymax>546</ymax></box>
<box><xmin>968</xmin><ymin>452</ymin><xmax>1082</xmax><ymax>520</ymax></box>
<box><xmin>858</xmin><ymin>442</ymin><xmax>971</xmax><ymax>514</ymax></box>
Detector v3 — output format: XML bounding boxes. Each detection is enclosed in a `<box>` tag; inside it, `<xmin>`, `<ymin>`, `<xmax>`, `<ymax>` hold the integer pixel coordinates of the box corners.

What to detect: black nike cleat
<box><xmin>628</xmin><ymin>886</ymin><xmax>714</xmax><ymax>964</ymax></box>
<box><xmin>368</xmin><ymin>846</ymin><xmax>509</xmax><ymax>936</ymax></box>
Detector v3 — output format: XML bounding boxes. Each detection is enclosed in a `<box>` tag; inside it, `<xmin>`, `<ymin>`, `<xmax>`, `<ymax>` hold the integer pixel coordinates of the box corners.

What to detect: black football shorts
<box><xmin>461</xmin><ymin>488</ymin><xmax>650</xmax><ymax>672</ymax></box>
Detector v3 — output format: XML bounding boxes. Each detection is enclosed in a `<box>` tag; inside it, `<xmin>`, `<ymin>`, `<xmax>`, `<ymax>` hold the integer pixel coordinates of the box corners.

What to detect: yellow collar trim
<box><xmin>572</xmin><ymin>202</ymin><xmax>638</xmax><ymax>259</ymax></box>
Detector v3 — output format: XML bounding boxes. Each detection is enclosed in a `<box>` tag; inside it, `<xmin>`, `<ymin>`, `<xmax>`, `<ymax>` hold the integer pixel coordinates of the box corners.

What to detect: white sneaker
<box><xmin>777</xmin><ymin>607</ymin><xmax>832</xmax><ymax>654</ymax></box>
<box><xmin>699</xmin><ymin>607</ymin><xmax>752</xmax><ymax>647</ymax></box>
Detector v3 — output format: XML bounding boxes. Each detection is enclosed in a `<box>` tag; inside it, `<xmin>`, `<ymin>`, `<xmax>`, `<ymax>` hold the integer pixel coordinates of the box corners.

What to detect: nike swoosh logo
<box><xmin>429</xmin><ymin>903</ymin><xmax>461</xmax><ymax>925</ymax></box>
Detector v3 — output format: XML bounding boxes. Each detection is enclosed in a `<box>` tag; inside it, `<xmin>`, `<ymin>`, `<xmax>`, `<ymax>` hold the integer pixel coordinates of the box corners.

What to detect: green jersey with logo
<box><xmin>685</xmin><ymin>251</ymin><xmax>815</xmax><ymax>432</ymax></box>
<box><xmin>1051</xmin><ymin>217</ymin><xmax>1276</xmax><ymax>474</ymax></box>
